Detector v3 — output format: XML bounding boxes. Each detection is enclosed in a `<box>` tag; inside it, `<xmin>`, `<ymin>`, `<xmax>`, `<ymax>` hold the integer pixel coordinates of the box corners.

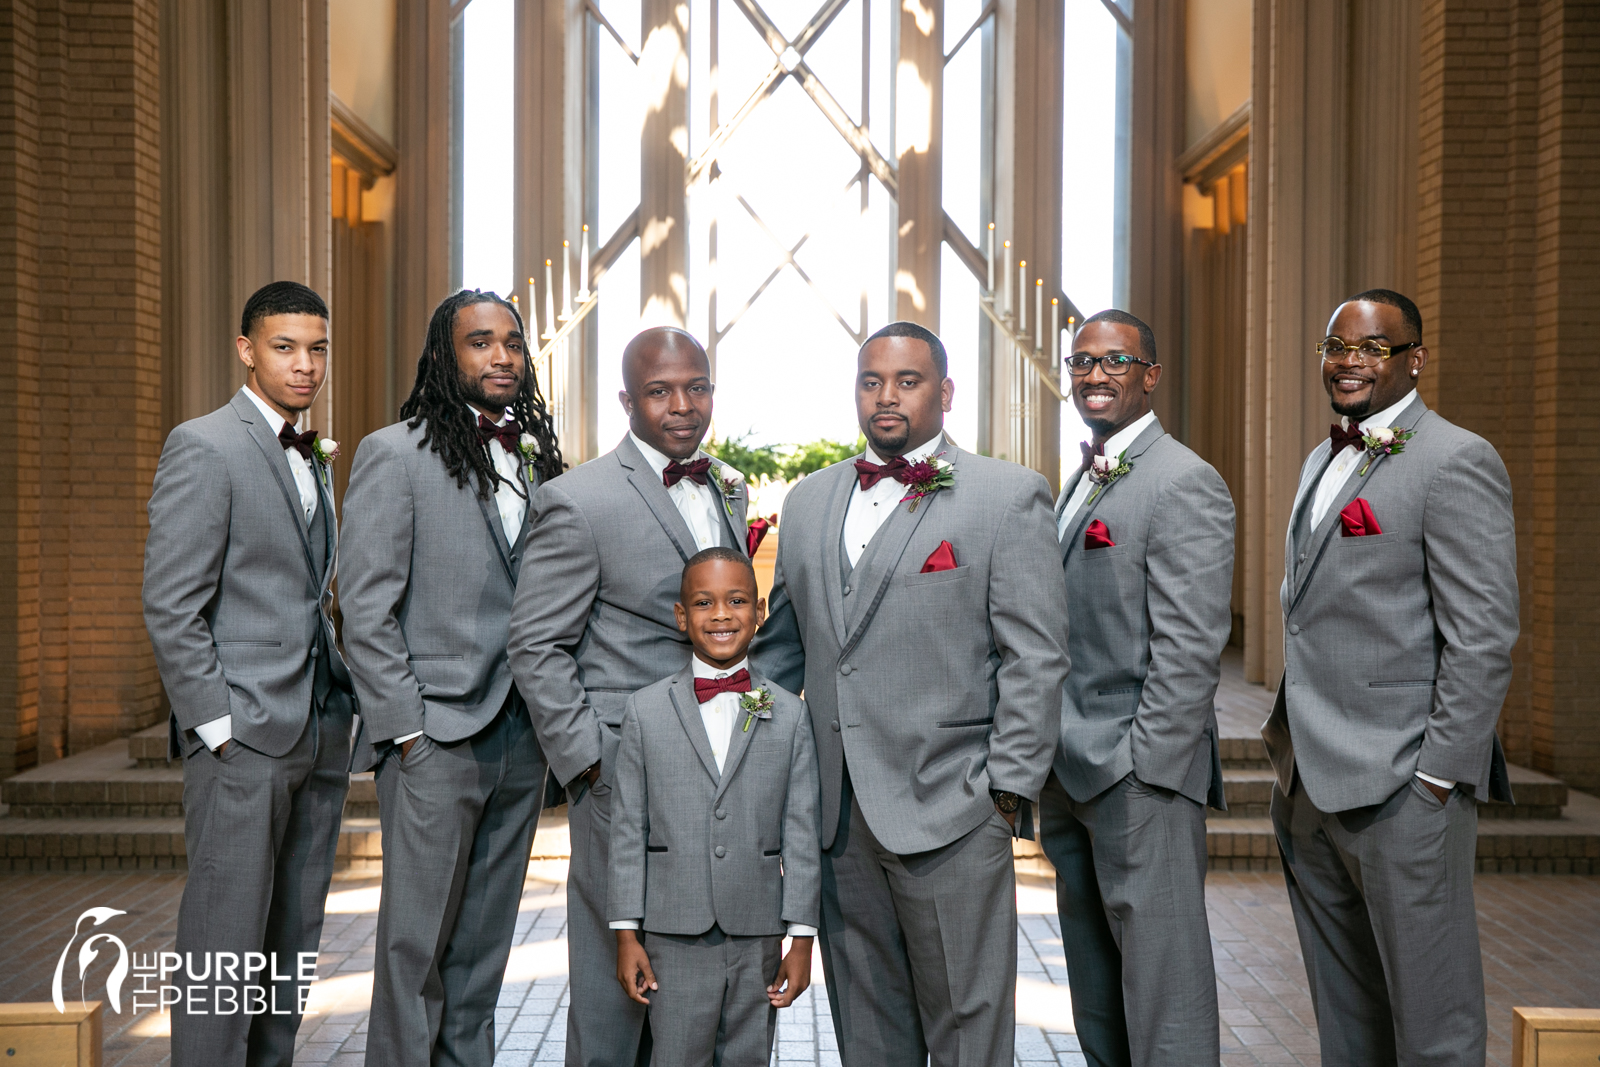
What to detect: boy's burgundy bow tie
<box><xmin>278</xmin><ymin>425</ymin><xmax>318</xmax><ymax>460</ymax></box>
<box><xmin>1329</xmin><ymin>420</ymin><xmax>1366</xmax><ymax>453</ymax></box>
<box><xmin>854</xmin><ymin>455</ymin><xmax>912</xmax><ymax>490</ymax></box>
<box><xmin>664</xmin><ymin>457</ymin><xmax>711</xmax><ymax>488</ymax></box>
<box><xmin>694</xmin><ymin>668</ymin><xmax>751</xmax><ymax>703</ymax></box>
<box><xmin>478</xmin><ymin>414</ymin><xmax>523</xmax><ymax>452</ymax></box>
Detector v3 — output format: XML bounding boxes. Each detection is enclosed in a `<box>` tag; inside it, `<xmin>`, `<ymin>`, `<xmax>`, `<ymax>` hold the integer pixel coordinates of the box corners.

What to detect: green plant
<box><xmin>780</xmin><ymin>436</ymin><xmax>864</xmax><ymax>480</ymax></box>
<box><xmin>703</xmin><ymin>431</ymin><xmax>784</xmax><ymax>481</ymax></box>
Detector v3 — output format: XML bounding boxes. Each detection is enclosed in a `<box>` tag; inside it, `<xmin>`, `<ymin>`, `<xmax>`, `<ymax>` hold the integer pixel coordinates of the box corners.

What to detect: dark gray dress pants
<box><xmin>1272</xmin><ymin>776</ymin><xmax>1485</xmax><ymax>1067</ymax></box>
<box><xmin>365</xmin><ymin>700</ymin><xmax>546</xmax><ymax>1067</ymax></box>
<box><xmin>818</xmin><ymin>771</ymin><xmax>1017</xmax><ymax>1067</ymax></box>
<box><xmin>642</xmin><ymin>925</ymin><xmax>782</xmax><ymax>1067</ymax></box>
<box><xmin>171</xmin><ymin>699</ymin><xmax>351</xmax><ymax>1067</ymax></box>
<box><xmin>1038</xmin><ymin>772</ymin><xmax>1219</xmax><ymax>1067</ymax></box>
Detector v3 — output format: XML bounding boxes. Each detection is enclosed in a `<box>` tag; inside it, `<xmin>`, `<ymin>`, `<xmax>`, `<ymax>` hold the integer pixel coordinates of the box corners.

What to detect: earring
<box><xmin>1411</xmin><ymin>370</ymin><xmax>1418</xmax><ymax>376</ymax></box>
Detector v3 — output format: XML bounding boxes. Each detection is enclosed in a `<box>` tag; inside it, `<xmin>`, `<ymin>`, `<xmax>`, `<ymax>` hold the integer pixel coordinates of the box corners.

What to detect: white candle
<box><xmin>528</xmin><ymin>277</ymin><xmax>538</xmax><ymax>337</ymax></box>
<box><xmin>579</xmin><ymin>225</ymin><xmax>591</xmax><ymax>299</ymax></box>
<box><xmin>560</xmin><ymin>241</ymin><xmax>572</xmax><ymax>320</ymax></box>
<box><xmin>1018</xmin><ymin>261</ymin><xmax>1027</xmax><ymax>332</ymax></box>
<box><xmin>1051</xmin><ymin>298</ymin><xmax>1060</xmax><ymax>366</ymax></box>
<box><xmin>1003</xmin><ymin>241</ymin><xmax>1012</xmax><ymax>315</ymax></box>
<box><xmin>986</xmin><ymin>223</ymin><xmax>995</xmax><ymax>294</ymax></box>
<box><xmin>543</xmin><ymin>259</ymin><xmax>556</xmax><ymax>339</ymax></box>
<box><xmin>1035</xmin><ymin>280</ymin><xmax>1043</xmax><ymax>350</ymax></box>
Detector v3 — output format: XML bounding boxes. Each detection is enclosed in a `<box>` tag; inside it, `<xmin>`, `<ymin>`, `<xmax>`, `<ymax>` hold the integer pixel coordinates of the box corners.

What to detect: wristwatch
<box><xmin>989</xmin><ymin>788</ymin><xmax>1021</xmax><ymax>814</ymax></box>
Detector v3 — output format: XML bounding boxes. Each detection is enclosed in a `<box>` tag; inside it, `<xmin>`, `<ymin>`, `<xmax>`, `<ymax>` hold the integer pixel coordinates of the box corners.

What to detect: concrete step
<box><xmin>1208</xmin><ymin>764</ymin><xmax>1568</xmax><ymax>819</ymax></box>
<box><xmin>128</xmin><ymin>723</ymin><xmax>168</xmax><ymax>767</ymax></box>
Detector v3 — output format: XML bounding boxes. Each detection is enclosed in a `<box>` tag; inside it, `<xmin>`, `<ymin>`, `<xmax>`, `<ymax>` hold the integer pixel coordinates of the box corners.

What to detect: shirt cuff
<box><xmin>785</xmin><ymin>924</ymin><xmax>818</xmax><ymax>938</ymax></box>
<box><xmin>1416</xmin><ymin>771</ymin><xmax>1456</xmax><ymax>790</ymax></box>
<box><xmin>608</xmin><ymin>920</ymin><xmax>641</xmax><ymax>930</ymax></box>
<box><xmin>194</xmin><ymin>715</ymin><xmax>233</xmax><ymax>751</ymax></box>
<box><xmin>393</xmin><ymin>730</ymin><xmax>424</xmax><ymax>745</ymax></box>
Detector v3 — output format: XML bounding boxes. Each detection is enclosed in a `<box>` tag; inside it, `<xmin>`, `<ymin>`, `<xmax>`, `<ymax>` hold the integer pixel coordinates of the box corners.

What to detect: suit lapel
<box><xmin>707</xmin><ymin>471</ymin><xmax>743</xmax><ymax>553</ymax></box>
<box><xmin>313</xmin><ymin>460</ymin><xmax>337</xmax><ymax>595</ymax></box>
<box><xmin>616</xmin><ymin>436</ymin><xmax>700</xmax><ymax>563</ymax></box>
<box><xmin>1060</xmin><ymin>419</ymin><xmax>1167</xmax><ymax>564</ymax></box>
<box><xmin>818</xmin><ymin>463</ymin><xmax>856</xmax><ymax>646</ymax></box>
<box><xmin>233</xmin><ymin>391</ymin><xmax>318</xmax><ymax>580</ymax></box>
<box><xmin>668</xmin><ymin>674</ymin><xmax>721</xmax><ymax>785</ymax></box>
<box><xmin>713</xmin><ymin>675</ymin><xmax>765</xmax><ymax>804</ymax></box>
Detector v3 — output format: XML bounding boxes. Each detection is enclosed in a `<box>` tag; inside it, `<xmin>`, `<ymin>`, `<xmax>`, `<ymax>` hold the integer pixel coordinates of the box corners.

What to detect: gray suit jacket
<box><xmin>339</xmin><ymin>419</ymin><xmax>536</xmax><ymax>770</ymax></box>
<box><xmin>750</xmin><ymin>442</ymin><xmax>1071</xmax><ymax>855</ymax></box>
<box><xmin>509</xmin><ymin>435</ymin><xmax>748</xmax><ymax>791</ymax></box>
<box><xmin>144</xmin><ymin>389</ymin><xmax>353</xmax><ymax>759</ymax></box>
<box><xmin>607</xmin><ymin>665</ymin><xmax>821</xmax><ymax>936</ymax></box>
<box><xmin>1262</xmin><ymin>395</ymin><xmax>1518</xmax><ymax>811</ymax></box>
<box><xmin>1053</xmin><ymin>418</ymin><xmax>1234</xmax><ymax>808</ymax></box>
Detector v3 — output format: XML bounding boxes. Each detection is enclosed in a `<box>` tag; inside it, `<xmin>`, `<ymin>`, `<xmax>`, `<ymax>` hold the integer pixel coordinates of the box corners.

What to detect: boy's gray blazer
<box><xmin>1262</xmin><ymin>395</ymin><xmax>1518</xmax><ymax>812</ymax></box>
<box><xmin>751</xmin><ymin>442</ymin><xmax>1071</xmax><ymax>855</ymax></box>
<box><xmin>144</xmin><ymin>389</ymin><xmax>353</xmax><ymax>758</ymax></box>
<box><xmin>607</xmin><ymin>666</ymin><xmax>820</xmax><ymax>935</ymax></box>
<box><xmin>509</xmin><ymin>435</ymin><xmax>748</xmax><ymax>791</ymax></box>
<box><xmin>1053</xmin><ymin>418</ymin><xmax>1234</xmax><ymax>808</ymax></box>
<box><xmin>339</xmin><ymin>419</ymin><xmax>535</xmax><ymax>769</ymax></box>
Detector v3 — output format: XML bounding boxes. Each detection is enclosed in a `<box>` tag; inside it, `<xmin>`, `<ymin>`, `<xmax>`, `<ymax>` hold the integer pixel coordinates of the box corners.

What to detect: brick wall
<box><xmin>0</xmin><ymin>0</ymin><xmax>164</xmax><ymax>775</ymax></box>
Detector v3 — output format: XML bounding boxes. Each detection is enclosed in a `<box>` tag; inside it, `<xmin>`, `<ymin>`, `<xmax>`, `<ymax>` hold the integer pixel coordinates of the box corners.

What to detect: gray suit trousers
<box><xmin>1038</xmin><ymin>773</ymin><xmax>1218</xmax><ymax>1067</ymax></box>
<box><xmin>642</xmin><ymin>926</ymin><xmax>781</xmax><ymax>1067</ymax></box>
<box><xmin>564</xmin><ymin>743</ymin><xmax>650</xmax><ymax>1067</ymax></box>
<box><xmin>366</xmin><ymin>702</ymin><xmax>545</xmax><ymax>1067</ymax></box>
<box><xmin>172</xmin><ymin>702</ymin><xmax>350</xmax><ymax>1067</ymax></box>
<box><xmin>1272</xmin><ymin>779</ymin><xmax>1485</xmax><ymax>1066</ymax></box>
<box><xmin>819</xmin><ymin>772</ymin><xmax>1017</xmax><ymax>1067</ymax></box>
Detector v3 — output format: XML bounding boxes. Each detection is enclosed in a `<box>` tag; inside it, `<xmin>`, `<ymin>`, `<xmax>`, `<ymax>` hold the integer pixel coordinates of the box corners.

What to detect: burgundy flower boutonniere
<box><xmin>1357</xmin><ymin>425</ymin><xmax>1416</xmax><ymax>476</ymax></box>
<box><xmin>710</xmin><ymin>463</ymin><xmax>743</xmax><ymax>518</ymax></box>
<box><xmin>740</xmin><ymin>688</ymin><xmax>774</xmax><ymax>732</ymax></box>
<box><xmin>1085</xmin><ymin>449</ymin><xmax>1132</xmax><ymax>505</ymax></box>
<box><xmin>899</xmin><ymin>453</ymin><xmax>956</xmax><ymax>513</ymax></box>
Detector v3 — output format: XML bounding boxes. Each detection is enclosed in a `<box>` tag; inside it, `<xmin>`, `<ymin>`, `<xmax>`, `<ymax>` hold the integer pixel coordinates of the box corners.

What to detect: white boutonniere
<box><xmin>1357</xmin><ymin>425</ymin><xmax>1415</xmax><ymax>476</ymax></box>
<box><xmin>739</xmin><ymin>687</ymin><xmax>774</xmax><ymax>732</ymax></box>
<box><xmin>711</xmin><ymin>463</ymin><xmax>743</xmax><ymax>518</ymax></box>
<box><xmin>312</xmin><ymin>439</ymin><xmax>340</xmax><ymax>485</ymax></box>
<box><xmin>518</xmin><ymin>433</ymin><xmax>541</xmax><ymax>480</ymax></box>
<box><xmin>1084</xmin><ymin>449</ymin><xmax>1132</xmax><ymax>504</ymax></box>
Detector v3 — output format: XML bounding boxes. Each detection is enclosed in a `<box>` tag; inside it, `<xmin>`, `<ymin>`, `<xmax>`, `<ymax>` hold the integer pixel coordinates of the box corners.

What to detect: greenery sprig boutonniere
<box><xmin>711</xmin><ymin>463</ymin><xmax>742</xmax><ymax>518</ymax></box>
<box><xmin>517</xmin><ymin>433</ymin><xmax>541</xmax><ymax>481</ymax></box>
<box><xmin>740</xmin><ymin>688</ymin><xmax>774</xmax><ymax>732</ymax></box>
<box><xmin>1085</xmin><ymin>450</ymin><xmax>1132</xmax><ymax>504</ymax></box>
<box><xmin>1357</xmin><ymin>426</ymin><xmax>1415</xmax><ymax>476</ymax></box>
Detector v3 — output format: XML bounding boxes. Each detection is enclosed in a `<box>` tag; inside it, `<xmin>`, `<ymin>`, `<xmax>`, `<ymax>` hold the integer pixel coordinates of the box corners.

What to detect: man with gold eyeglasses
<box><xmin>1261</xmin><ymin>288</ymin><xmax>1518</xmax><ymax>1066</ymax></box>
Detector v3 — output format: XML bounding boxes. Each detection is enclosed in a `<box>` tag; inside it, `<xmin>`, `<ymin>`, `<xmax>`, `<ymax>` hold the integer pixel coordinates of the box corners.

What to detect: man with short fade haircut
<box><xmin>144</xmin><ymin>280</ymin><xmax>357</xmax><ymax>1066</ymax></box>
<box><xmin>510</xmin><ymin>325</ymin><xmax>749</xmax><ymax>1067</ymax></box>
<box><xmin>340</xmin><ymin>289</ymin><xmax>564</xmax><ymax>1067</ymax></box>
<box><xmin>1264</xmin><ymin>288</ymin><xmax>1517</xmax><ymax>1065</ymax></box>
<box><xmin>1041</xmin><ymin>308</ymin><xmax>1233</xmax><ymax>1067</ymax></box>
<box><xmin>752</xmin><ymin>321</ymin><xmax>1070</xmax><ymax>1067</ymax></box>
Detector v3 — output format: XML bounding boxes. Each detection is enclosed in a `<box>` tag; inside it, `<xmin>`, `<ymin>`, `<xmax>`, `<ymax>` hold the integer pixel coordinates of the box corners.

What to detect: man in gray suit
<box><xmin>1040</xmin><ymin>309</ymin><xmax>1233</xmax><ymax>1067</ymax></box>
<box><xmin>1263</xmin><ymin>288</ymin><xmax>1517</xmax><ymax>1066</ymax></box>
<box><xmin>609</xmin><ymin>547</ymin><xmax>820</xmax><ymax>1067</ymax></box>
<box><xmin>751</xmin><ymin>321</ymin><xmax>1071</xmax><ymax>1067</ymax></box>
<box><xmin>144</xmin><ymin>281</ymin><xmax>355</xmax><ymax>1066</ymax></box>
<box><xmin>509</xmin><ymin>327</ymin><xmax>748</xmax><ymax>1067</ymax></box>
<box><xmin>339</xmin><ymin>290</ymin><xmax>564</xmax><ymax>1067</ymax></box>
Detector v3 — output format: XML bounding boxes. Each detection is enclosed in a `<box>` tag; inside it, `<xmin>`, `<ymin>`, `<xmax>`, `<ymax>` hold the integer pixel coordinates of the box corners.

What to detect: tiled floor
<box><xmin>2</xmin><ymin>864</ymin><xmax>1597</xmax><ymax>1066</ymax></box>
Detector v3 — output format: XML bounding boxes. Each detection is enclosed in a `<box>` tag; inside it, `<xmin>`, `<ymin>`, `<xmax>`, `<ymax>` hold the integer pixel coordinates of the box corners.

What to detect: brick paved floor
<box><xmin>2</xmin><ymin>866</ymin><xmax>1597</xmax><ymax>1066</ymax></box>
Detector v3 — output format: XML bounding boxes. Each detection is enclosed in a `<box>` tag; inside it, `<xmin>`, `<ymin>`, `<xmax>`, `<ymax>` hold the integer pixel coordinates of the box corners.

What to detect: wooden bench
<box><xmin>0</xmin><ymin>1002</ymin><xmax>101</xmax><ymax>1066</ymax></box>
<box><xmin>1513</xmin><ymin>1007</ymin><xmax>1600</xmax><ymax>1067</ymax></box>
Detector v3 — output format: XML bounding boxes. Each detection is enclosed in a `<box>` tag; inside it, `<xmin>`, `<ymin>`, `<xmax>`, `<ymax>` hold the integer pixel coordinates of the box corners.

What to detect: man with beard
<box><xmin>750</xmin><ymin>321</ymin><xmax>1070</xmax><ymax>1067</ymax></box>
<box><xmin>509</xmin><ymin>326</ymin><xmax>750</xmax><ymax>1067</ymax></box>
<box><xmin>1041</xmin><ymin>309</ymin><xmax>1233</xmax><ymax>1066</ymax></box>
<box><xmin>340</xmin><ymin>290</ymin><xmax>564</xmax><ymax>1067</ymax></box>
<box><xmin>1263</xmin><ymin>289</ymin><xmax>1517</xmax><ymax>1065</ymax></box>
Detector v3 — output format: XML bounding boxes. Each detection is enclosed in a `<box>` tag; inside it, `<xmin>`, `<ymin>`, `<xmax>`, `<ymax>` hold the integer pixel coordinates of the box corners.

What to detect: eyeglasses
<box><xmin>1316</xmin><ymin>337</ymin><xmax>1422</xmax><ymax>366</ymax></box>
<box><xmin>1065</xmin><ymin>353</ymin><xmax>1156</xmax><ymax>376</ymax></box>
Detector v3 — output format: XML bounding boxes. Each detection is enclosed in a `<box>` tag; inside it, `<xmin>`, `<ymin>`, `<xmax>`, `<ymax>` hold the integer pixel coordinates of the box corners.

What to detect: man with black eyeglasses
<box><xmin>1039</xmin><ymin>309</ymin><xmax>1235</xmax><ymax>1067</ymax></box>
<box><xmin>1262</xmin><ymin>288</ymin><xmax>1516</xmax><ymax>1066</ymax></box>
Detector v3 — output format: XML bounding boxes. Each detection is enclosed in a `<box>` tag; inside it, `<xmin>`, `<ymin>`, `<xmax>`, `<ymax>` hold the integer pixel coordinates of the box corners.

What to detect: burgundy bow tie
<box><xmin>1329</xmin><ymin>420</ymin><xmax>1366</xmax><ymax>453</ymax></box>
<box><xmin>1077</xmin><ymin>440</ymin><xmax>1105</xmax><ymax>474</ymax></box>
<box><xmin>478</xmin><ymin>414</ymin><xmax>523</xmax><ymax>453</ymax></box>
<box><xmin>663</xmin><ymin>457</ymin><xmax>711</xmax><ymax>488</ymax></box>
<box><xmin>278</xmin><ymin>424</ymin><xmax>318</xmax><ymax>461</ymax></box>
<box><xmin>694</xmin><ymin>668</ymin><xmax>751</xmax><ymax>704</ymax></box>
<box><xmin>854</xmin><ymin>455</ymin><xmax>912</xmax><ymax>490</ymax></box>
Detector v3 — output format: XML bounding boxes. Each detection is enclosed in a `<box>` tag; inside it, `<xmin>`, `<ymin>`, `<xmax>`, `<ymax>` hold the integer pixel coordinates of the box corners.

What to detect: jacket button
<box><xmin>715</xmin><ymin>809</ymin><xmax>726</xmax><ymax>820</ymax></box>
<box><xmin>831</xmin><ymin>720</ymin><xmax>840</xmax><ymax>732</ymax></box>
<box><xmin>1298</xmin><ymin>553</ymin><xmax>1307</xmax><ymax>563</ymax></box>
<box><xmin>714</xmin><ymin>845</ymin><xmax>726</xmax><ymax>858</ymax></box>
<box><xmin>310</xmin><ymin>645</ymin><xmax>319</xmax><ymax>657</ymax></box>
<box><xmin>1288</xmin><ymin>624</ymin><xmax>1301</xmax><ymax>635</ymax></box>
<box><xmin>840</xmin><ymin>663</ymin><xmax>852</xmax><ymax>676</ymax></box>
<box><xmin>843</xmin><ymin>585</ymin><xmax>852</xmax><ymax>595</ymax></box>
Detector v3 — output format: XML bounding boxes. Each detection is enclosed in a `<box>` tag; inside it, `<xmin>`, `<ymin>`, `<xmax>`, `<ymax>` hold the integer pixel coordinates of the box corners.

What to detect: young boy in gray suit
<box><xmin>609</xmin><ymin>547</ymin><xmax>821</xmax><ymax>1067</ymax></box>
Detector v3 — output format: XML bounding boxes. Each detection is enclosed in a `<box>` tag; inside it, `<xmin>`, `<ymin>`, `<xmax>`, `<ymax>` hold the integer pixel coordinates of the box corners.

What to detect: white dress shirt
<box><xmin>842</xmin><ymin>433</ymin><xmax>945</xmax><ymax>567</ymax></box>
<box><xmin>630</xmin><ymin>432</ymin><xmax>726</xmax><ymax>552</ymax></box>
<box><xmin>1300</xmin><ymin>390</ymin><xmax>1451</xmax><ymax>791</ymax></box>
<box><xmin>609</xmin><ymin>655</ymin><xmax>818</xmax><ymax>937</ymax></box>
<box><xmin>198</xmin><ymin>388</ymin><xmax>323</xmax><ymax>751</ymax></box>
<box><xmin>476</xmin><ymin>405</ymin><xmax>530</xmax><ymax>545</ymax></box>
<box><xmin>1055</xmin><ymin>410</ymin><xmax>1158</xmax><ymax>540</ymax></box>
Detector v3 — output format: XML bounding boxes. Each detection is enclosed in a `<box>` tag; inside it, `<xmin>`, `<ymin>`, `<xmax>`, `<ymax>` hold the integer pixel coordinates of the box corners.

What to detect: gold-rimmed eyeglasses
<box><xmin>1316</xmin><ymin>336</ymin><xmax>1422</xmax><ymax>367</ymax></box>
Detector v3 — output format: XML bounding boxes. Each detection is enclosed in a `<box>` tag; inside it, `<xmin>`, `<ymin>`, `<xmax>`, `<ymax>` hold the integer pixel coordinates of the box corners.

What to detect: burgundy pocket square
<box><xmin>1083</xmin><ymin>519</ymin><xmax>1116</xmax><ymax>550</ymax></box>
<box><xmin>1339</xmin><ymin>498</ymin><xmax>1383</xmax><ymax>537</ymax></box>
<box><xmin>920</xmin><ymin>540</ymin><xmax>958</xmax><ymax>573</ymax></box>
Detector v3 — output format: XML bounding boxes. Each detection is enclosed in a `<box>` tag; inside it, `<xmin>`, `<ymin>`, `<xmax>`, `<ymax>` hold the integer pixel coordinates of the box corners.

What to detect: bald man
<box><xmin>509</xmin><ymin>327</ymin><xmax>750</xmax><ymax>1067</ymax></box>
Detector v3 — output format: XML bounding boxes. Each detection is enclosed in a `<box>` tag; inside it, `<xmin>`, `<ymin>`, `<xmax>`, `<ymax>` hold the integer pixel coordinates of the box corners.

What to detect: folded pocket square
<box><xmin>746</xmin><ymin>515</ymin><xmax>774</xmax><ymax>557</ymax></box>
<box><xmin>921</xmin><ymin>540</ymin><xmax>958</xmax><ymax>573</ymax></box>
<box><xmin>1339</xmin><ymin>498</ymin><xmax>1383</xmax><ymax>537</ymax></box>
<box><xmin>1083</xmin><ymin>519</ymin><xmax>1116</xmax><ymax>550</ymax></box>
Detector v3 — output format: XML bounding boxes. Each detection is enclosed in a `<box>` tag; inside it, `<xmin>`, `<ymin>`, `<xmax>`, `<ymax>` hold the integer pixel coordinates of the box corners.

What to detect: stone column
<box><xmin>639</xmin><ymin>0</ymin><xmax>689</xmax><ymax>329</ymax></box>
<box><xmin>394</xmin><ymin>0</ymin><xmax>453</xmax><ymax>397</ymax></box>
<box><xmin>894</xmin><ymin>0</ymin><xmax>942</xmax><ymax>328</ymax></box>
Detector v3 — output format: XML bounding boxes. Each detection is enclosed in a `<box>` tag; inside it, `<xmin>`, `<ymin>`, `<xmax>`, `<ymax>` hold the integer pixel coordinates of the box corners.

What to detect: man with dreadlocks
<box><xmin>509</xmin><ymin>326</ymin><xmax>752</xmax><ymax>1067</ymax></box>
<box><xmin>339</xmin><ymin>289</ymin><xmax>564</xmax><ymax>1067</ymax></box>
